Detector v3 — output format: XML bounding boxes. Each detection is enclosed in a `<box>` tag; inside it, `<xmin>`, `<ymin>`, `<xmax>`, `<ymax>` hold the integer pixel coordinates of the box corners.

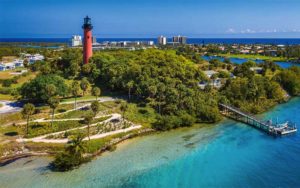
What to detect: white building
<box><xmin>71</xmin><ymin>35</ymin><xmax>82</xmax><ymax>47</ymax></box>
<box><xmin>148</xmin><ymin>41</ymin><xmax>154</xmax><ymax>46</ymax></box>
<box><xmin>28</xmin><ymin>54</ymin><xmax>44</xmax><ymax>64</ymax></box>
<box><xmin>3</xmin><ymin>62</ymin><xmax>15</xmax><ymax>70</ymax></box>
<box><xmin>199</xmin><ymin>79</ymin><xmax>222</xmax><ymax>90</ymax></box>
<box><xmin>157</xmin><ymin>36</ymin><xmax>167</xmax><ymax>45</ymax></box>
<box><xmin>172</xmin><ymin>35</ymin><xmax>187</xmax><ymax>44</ymax></box>
<box><xmin>13</xmin><ymin>59</ymin><xmax>24</xmax><ymax>67</ymax></box>
<box><xmin>204</xmin><ymin>70</ymin><xmax>218</xmax><ymax>78</ymax></box>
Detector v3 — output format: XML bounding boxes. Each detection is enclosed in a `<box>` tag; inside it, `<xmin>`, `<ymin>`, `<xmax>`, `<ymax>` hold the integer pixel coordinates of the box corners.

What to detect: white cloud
<box><xmin>225</xmin><ymin>28</ymin><xmax>300</xmax><ymax>34</ymax></box>
<box><xmin>226</xmin><ymin>28</ymin><xmax>236</xmax><ymax>33</ymax></box>
<box><xmin>241</xmin><ymin>29</ymin><xmax>256</xmax><ymax>34</ymax></box>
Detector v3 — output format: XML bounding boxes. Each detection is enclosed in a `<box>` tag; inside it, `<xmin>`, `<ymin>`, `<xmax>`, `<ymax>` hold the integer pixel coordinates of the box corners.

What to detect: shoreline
<box><xmin>0</xmin><ymin>97</ymin><xmax>297</xmax><ymax>167</ymax></box>
<box><xmin>0</xmin><ymin>128</ymin><xmax>156</xmax><ymax>167</ymax></box>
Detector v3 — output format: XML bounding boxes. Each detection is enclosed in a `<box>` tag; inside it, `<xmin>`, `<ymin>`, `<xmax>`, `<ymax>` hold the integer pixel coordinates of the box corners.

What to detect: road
<box><xmin>0</xmin><ymin>97</ymin><xmax>117</xmax><ymax>115</ymax></box>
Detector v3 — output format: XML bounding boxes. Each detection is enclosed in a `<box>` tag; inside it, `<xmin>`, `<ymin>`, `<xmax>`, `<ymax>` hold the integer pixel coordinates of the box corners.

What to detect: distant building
<box><xmin>3</xmin><ymin>62</ymin><xmax>15</xmax><ymax>70</ymax></box>
<box><xmin>204</xmin><ymin>70</ymin><xmax>218</xmax><ymax>78</ymax></box>
<box><xmin>92</xmin><ymin>36</ymin><xmax>97</xmax><ymax>44</ymax></box>
<box><xmin>172</xmin><ymin>35</ymin><xmax>187</xmax><ymax>44</ymax></box>
<box><xmin>157</xmin><ymin>36</ymin><xmax>167</xmax><ymax>45</ymax></box>
<box><xmin>0</xmin><ymin>63</ymin><xmax>6</xmax><ymax>71</ymax></box>
<box><xmin>147</xmin><ymin>41</ymin><xmax>154</xmax><ymax>46</ymax></box>
<box><xmin>250</xmin><ymin>67</ymin><xmax>263</xmax><ymax>74</ymax></box>
<box><xmin>71</xmin><ymin>35</ymin><xmax>82</xmax><ymax>47</ymax></box>
<box><xmin>28</xmin><ymin>54</ymin><xmax>44</xmax><ymax>64</ymax></box>
<box><xmin>13</xmin><ymin>59</ymin><xmax>24</xmax><ymax>67</ymax></box>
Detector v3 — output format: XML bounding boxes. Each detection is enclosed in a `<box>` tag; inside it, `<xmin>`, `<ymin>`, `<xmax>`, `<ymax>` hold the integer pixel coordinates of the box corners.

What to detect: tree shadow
<box><xmin>4</xmin><ymin>131</ymin><xmax>19</xmax><ymax>136</ymax></box>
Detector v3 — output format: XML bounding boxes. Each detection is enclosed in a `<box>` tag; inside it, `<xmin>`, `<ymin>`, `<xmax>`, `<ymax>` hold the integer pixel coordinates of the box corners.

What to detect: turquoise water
<box><xmin>1</xmin><ymin>98</ymin><xmax>300</xmax><ymax>187</ymax></box>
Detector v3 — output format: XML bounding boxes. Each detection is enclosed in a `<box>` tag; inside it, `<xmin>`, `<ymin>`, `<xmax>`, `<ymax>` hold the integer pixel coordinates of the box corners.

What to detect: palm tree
<box><xmin>126</xmin><ymin>80</ymin><xmax>134</xmax><ymax>100</ymax></box>
<box><xmin>120</xmin><ymin>101</ymin><xmax>128</xmax><ymax>121</ymax></box>
<box><xmin>91</xmin><ymin>101</ymin><xmax>100</xmax><ymax>117</ymax></box>
<box><xmin>84</xmin><ymin>112</ymin><xmax>94</xmax><ymax>141</ymax></box>
<box><xmin>21</xmin><ymin>103</ymin><xmax>35</xmax><ymax>136</ymax></box>
<box><xmin>80</xmin><ymin>77</ymin><xmax>90</xmax><ymax>96</ymax></box>
<box><xmin>48</xmin><ymin>97</ymin><xmax>60</xmax><ymax>129</ymax></box>
<box><xmin>71</xmin><ymin>81</ymin><xmax>81</xmax><ymax>110</ymax></box>
<box><xmin>66</xmin><ymin>133</ymin><xmax>87</xmax><ymax>159</ymax></box>
<box><xmin>91</xmin><ymin>87</ymin><xmax>101</xmax><ymax>101</ymax></box>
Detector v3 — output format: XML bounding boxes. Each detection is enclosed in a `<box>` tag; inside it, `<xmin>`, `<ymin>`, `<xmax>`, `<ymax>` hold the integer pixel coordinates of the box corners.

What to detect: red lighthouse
<box><xmin>82</xmin><ymin>16</ymin><xmax>93</xmax><ymax>64</ymax></box>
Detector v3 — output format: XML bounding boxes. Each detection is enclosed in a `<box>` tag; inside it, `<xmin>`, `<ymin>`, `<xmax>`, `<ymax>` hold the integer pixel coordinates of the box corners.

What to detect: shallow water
<box><xmin>1</xmin><ymin>98</ymin><xmax>300</xmax><ymax>188</ymax></box>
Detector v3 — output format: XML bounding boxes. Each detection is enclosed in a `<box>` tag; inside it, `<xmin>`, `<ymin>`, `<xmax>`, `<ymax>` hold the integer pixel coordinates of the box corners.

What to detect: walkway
<box><xmin>16</xmin><ymin>113</ymin><xmax>142</xmax><ymax>144</ymax></box>
<box><xmin>219</xmin><ymin>103</ymin><xmax>297</xmax><ymax>136</ymax></box>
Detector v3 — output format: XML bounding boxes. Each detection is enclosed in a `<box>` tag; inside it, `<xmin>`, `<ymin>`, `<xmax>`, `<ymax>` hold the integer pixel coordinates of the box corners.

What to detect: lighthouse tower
<box><xmin>82</xmin><ymin>16</ymin><xmax>93</xmax><ymax>64</ymax></box>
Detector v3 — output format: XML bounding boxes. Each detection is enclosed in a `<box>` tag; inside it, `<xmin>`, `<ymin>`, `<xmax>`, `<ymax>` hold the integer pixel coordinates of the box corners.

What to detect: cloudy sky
<box><xmin>1</xmin><ymin>0</ymin><xmax>300</xmax><ymax>38</ymax></box>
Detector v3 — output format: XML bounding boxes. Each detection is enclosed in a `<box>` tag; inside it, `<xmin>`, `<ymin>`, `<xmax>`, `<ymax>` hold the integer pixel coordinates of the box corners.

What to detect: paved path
<box><xmin>0</xmin><ymin>97</ymin><xmax>117</xmax><ymax>115</ymax></box>
<box><xmin>16</xmin><ymin>113</ymin><xmax>142</xmax><ymax>144</ymax></box>
<box><xmin>0</xmin><ymin>100</ymin><xmax>23</xmax><ymax>114</ymax></box>
<box><xmin>60</xmin><ymin>97</ymin><xmax>117</xmax><ymax>105</ymax></box>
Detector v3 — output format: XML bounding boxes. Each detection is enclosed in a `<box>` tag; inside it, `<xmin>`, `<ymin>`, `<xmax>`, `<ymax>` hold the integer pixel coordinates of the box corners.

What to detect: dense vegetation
<box><xmin>20</xmin><ymin>74</ymin><xmax>68</xmax><ymax>102</ymax></box>
<box><xmin>16</xmin><ymin>48</ymin><xmax>300</xmax><ymax>129</ymax></box>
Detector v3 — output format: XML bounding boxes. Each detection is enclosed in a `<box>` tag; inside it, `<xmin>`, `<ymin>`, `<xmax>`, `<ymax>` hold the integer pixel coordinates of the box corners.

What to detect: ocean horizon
<box><xmin>1</xmin><ymin>38</ymin><xmax>300</xmax><ymax>45</ymax></box>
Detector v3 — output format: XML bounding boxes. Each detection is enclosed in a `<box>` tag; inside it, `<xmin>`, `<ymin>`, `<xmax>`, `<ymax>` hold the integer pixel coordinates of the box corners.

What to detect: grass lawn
<box><xmin>0</xmin><ymin>94</ymin><xmax>13</xmax><ymax>100</ymax></box>
<box><xmin>218</xmin><ymin>53</ymin><xmax>287</xmax><ymax>62</ymax></box>
<box><xmin>86</xmin><ymin>130</ymin><xmax>139</xmax><ymax>153</ymax></box>
<box><xmin>0</xmin><ymin>70</ymin><xmax>16</xmax><ymax>80</ymax></box>
<box><xmin>0</xmin><ymin>70</ymin><xmax>37</xmax><ymax>100</ymax></box>
<box><xmin>123</xmin><ymin>103</ymin><xmax>157</xmax><ymax>128</ymax></box>
<box><xmin>0</xmin><ymin>112</ymin><xmax>23</xmax><ymax>126</ymax></box>
<box><xmin>0</xmin><ymin>115</ymin><xmax>112</xmax><ymax>139</ymax></box>
<box><xmin>24</xmin><ymin>142</ymin><xmax>64</xmax><ymax>153</ymax></box>
<box><xmin>55</xmin><ymin>109</ymin><xmax>92</xmax><ymax>119</ymax></box>
<box><xmin>60</xmin><ymin>95</ymin><xmax>97</xmax><ymax>103</ymax></box>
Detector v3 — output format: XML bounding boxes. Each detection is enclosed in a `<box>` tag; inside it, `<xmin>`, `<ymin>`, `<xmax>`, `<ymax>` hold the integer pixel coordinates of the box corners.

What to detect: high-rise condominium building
<box><xmin>172</xmin><ymin>35</ymin><xmax>187</xmax><ymax>44</ymax></box>
<box><xmin>157</xmin><ymin>35</ymin><xmax>167</xmax><ymax>45</ymax></box>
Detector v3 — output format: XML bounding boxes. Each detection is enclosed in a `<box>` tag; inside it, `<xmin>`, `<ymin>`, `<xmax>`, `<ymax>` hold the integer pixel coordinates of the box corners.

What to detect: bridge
<box><xmin>219</xmin><ymin>103</ymin><xmax>297</xmax><ymax>136</ymax></box>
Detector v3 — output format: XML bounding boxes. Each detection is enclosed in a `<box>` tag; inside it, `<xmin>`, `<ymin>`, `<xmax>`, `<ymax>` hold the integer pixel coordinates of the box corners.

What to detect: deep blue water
<box><xmin>202</xmin><ymin>55</ymin><xmax>300</xmax><ymax>68</ymax></box>
<box><xmin>1</xmin><ymin>38</ymin><xmax>300</xmax><ymax>45</ymax></box>
<box><xmin>0</xmin><ymin>98</ymin><xmax>300</xmax><ymax>187</ymax></box>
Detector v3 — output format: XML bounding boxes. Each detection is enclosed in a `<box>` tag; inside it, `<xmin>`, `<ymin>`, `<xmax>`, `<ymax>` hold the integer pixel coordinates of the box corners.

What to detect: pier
<box><xmin>219</xmin><ymin>103</ymin><xmax>297</xmax><ymax>136</ymax></box>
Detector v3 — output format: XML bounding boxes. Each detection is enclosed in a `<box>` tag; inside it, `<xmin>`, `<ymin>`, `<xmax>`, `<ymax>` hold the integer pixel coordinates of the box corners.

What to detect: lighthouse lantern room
<box><xmin>82</xmin><ymin>16</ymin><xmax>93</xmax><ymax>64</ymax></box>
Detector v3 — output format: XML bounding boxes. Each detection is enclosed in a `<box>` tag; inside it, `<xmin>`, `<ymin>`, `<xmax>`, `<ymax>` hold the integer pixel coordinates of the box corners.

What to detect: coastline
<box><xmin>0</xmin><ymin>128</ymin><xmax>155</xmax><ymax>166</ymax></box>
<box><xmin>0</xmin><ymin>97</ymin><xmax>296</xmax><ymax>168</ymax></box>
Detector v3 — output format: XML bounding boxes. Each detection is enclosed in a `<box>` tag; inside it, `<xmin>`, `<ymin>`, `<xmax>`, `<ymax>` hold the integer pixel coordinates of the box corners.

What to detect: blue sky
<box><xmin>1</xmin><ymin>0</ymin><xmax>300</xmax><ymax>38</ymax></box>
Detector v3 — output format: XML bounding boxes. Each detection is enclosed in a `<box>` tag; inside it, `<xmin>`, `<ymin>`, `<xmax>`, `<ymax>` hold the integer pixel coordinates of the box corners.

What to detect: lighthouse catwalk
<box><xmin>82</xmin><ymin>16</ymin><xmax>93</xmax><ymax>64</ymax></box>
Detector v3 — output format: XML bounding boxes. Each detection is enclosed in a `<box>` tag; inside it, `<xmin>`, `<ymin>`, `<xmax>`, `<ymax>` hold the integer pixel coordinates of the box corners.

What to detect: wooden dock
<box><xmin>219</xmin><ymin>103</ymin><xmax>297</xmax><ymax>136</ymax></box>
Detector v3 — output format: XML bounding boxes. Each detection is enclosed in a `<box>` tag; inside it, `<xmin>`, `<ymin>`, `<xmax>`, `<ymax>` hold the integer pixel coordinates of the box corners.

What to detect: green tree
<box><xmin>91</xmin><ymin>87</ymin><xmax>101</xmax><ymax>101</ymax></box>
<box><xmin>71</xmin><ymin>81</ymin><xmax>81</xmax><ymax>109</ymax></box>
<box><xmin>45</xmin><ymin>84</ymin><xmax>57</xmax><ymax>101</ymax></box>
<box><xmin>53</xmin><ymin>133</ymin><xmax>87</xmax><ymax>171</ymax></box>
<box><xmin>120</xmin><ymin>101</ymin><xmax>128</xmax><ymax>121</ymax></box>
<box><xmin>21</xmin><ymin>103</ymin><xmax>35</xmax><ymax>136</ymax></box>
<box><xmin>80</xmin><ymin>77</ymin><xmax>90</xmax><ymax>96</ymax></box>
<box><xmin>20</xmin><ymin>74</ymin><xmax>68</xmax><ymax>102</ymax></box>
<box><xmin>84</xmin><ymin>111</ymin><xmax>94</xmax><ymax>140</ymax></box>
<box><xmin>48</xmin><ymin>97</ymin><xmax>60</xmax><ymax>129</ymax></box>
<box><xmin>91</xmin><ymin>101</ymin><xmax>100</xmax><ymax>117</ymax></box>
<box><xmin>126</xmin><ymin>80</ymin><xmax>134</xmax><ymax>100</ymax></box>
<box><xmin>66</xmin><ymin>133</ymin><xmax>87</xmax><ymax>157</ymax></box>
